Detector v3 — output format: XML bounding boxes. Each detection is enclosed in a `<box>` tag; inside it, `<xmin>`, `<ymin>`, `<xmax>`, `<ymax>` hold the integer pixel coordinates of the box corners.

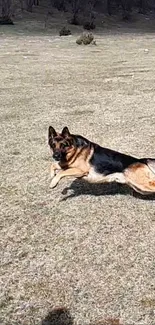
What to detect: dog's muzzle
<box><xmin>53</xmin><ymin>151</ymin><xmax>61</xmax><ymax>161</ymax></box>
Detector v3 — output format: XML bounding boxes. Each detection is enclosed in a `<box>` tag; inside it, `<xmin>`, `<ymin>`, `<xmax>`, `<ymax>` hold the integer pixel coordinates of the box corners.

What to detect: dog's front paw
<box><xmin>51</xmin><ymin>169</ymin><xmax>60</xmax><ymax>179</ymax></box>
<box><xmin>50</xmin><ymin>169</ymin><xmax>56</xmax><ymax>179</ymax></box>
<box><xmin>50</xmin><ymin>177</ymin><xmax>59</xmax><ymax>189</ymax></box>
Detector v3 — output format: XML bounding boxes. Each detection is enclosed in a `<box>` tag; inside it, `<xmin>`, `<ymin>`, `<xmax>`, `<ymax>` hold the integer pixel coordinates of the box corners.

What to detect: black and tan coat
<box><xmin>48</xmin><ymin>126</ymin><xmax>155</xmax><ymax>195</ymax></box>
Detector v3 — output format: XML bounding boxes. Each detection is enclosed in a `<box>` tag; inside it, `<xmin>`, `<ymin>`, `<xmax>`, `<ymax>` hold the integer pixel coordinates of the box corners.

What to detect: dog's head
<box><xmin>48</xmin><ymin>126</ymin><xmax>75</xmax><ymax>161</ymax></box>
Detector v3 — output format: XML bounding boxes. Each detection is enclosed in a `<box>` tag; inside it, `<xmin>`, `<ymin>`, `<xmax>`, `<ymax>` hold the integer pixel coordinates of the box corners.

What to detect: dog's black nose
<box><xmin>53</xmin><ymin>151</ymin><xmax>61</xmax><ymax>161</ymax></box>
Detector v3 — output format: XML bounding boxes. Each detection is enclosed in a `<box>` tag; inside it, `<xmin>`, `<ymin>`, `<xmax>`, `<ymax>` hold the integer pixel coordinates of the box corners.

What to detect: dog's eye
<box><xmin>52</xmin><ymin>143</ymin><xmax>56</xmax><ymax>149</ymax></box>
<box><xmin>62</xmin><ymin>143</ymin><xmax>68</xmax><ymax>149</ymax></box>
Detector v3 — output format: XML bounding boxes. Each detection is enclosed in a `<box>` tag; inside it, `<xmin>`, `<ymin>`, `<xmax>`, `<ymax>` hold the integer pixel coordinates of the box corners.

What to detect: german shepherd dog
<box><xmin>48</xmin><ymin>126</ymin><xmax>155</xmax><ymax>195</ymax></box>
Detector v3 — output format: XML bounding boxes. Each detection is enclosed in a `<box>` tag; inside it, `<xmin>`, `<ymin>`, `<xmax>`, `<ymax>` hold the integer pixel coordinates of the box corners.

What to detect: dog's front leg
<box><xmin>50</xmin><ymin>168</ymin><xmax>87</xmax><ymax>188</ymax></box>
<box><xmin>50</xmin><ymin>162</ymin><xmax>61</xmax><ymax>179</ymax></box>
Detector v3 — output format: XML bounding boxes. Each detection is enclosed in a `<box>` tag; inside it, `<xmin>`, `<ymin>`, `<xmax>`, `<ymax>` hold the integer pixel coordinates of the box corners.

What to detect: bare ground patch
<box><xmin>0</xmin><ymin>18</ymin><xmax>155</xmax><ymax>325</ymax></box>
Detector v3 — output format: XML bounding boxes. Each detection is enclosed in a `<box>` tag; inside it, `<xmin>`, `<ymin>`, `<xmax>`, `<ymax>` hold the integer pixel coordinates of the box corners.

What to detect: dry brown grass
<box><xmin>0</xmin><ymin>10</ymin><xmax>155</xmax><ymax>325</ymax></box>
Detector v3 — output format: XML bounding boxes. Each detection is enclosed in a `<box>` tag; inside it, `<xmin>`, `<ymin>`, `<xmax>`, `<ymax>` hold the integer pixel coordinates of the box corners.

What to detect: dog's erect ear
<box><xmin>61</xmin><ymin>126</ymin><xmax>70</xmax><ymax>138</ymax></box>
<box><xmin>48</xmin><ymin>126</ymin><xmax>57</xmax><ymax>140</ymax></box>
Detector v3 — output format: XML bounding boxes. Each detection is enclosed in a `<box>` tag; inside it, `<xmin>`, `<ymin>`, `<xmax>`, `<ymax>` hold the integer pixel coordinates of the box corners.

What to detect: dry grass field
<box><xmin>0</xmin><ymin>10</ymin><xmax>155</xmax><ymax>325</ymax></box>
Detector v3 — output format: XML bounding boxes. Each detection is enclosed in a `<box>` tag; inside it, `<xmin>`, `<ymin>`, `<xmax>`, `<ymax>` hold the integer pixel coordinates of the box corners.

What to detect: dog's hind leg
<box><xmin>147</xmin><ymin>159</ymin><xmax>155</xmax><ymax>175</ymax></box>
<box><xmin>124</xmin><ymin>162</ymin><xmax>155</xmax><ymax>195</ymax></box>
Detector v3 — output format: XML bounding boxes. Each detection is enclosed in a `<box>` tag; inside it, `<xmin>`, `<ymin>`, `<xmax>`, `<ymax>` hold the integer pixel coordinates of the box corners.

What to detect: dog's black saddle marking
<box><xmin>90</xmin><ymin>144</ymin><xmax>138</xmax><ymax>175</ymax></box>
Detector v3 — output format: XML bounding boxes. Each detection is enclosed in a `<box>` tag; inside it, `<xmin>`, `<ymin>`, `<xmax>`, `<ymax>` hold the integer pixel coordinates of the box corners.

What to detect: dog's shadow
<box><xmin>61</xmin><ymin>179</ymin><xmax>155</xmax><ymax>201</ymax></box>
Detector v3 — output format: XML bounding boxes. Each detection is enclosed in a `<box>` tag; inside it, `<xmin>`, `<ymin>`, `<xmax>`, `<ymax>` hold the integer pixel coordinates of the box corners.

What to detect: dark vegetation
<box><xmin>41</xmin><ymin>307</ymin><xmax>74</xmax><ymax>325</ymax></box>
<box><xmin>0</xmin><ymin>0</ymin><xmax>155</xmax><ymax>27</ymax></box>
